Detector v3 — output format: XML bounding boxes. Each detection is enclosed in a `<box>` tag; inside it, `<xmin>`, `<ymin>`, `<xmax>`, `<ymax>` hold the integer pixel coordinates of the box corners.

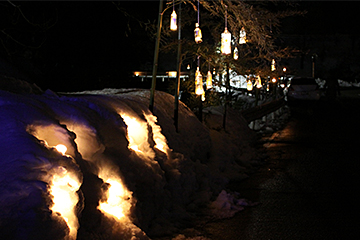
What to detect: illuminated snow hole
<box><xmin>49</xmin><ymin>166</ymin><xmax>81</xmax><ymax>240</ymax></box>
<box><xmin>55</xmin><ymin>144</ymin><xmax>67</xmax><ymax>155</ymax></box>
<box><xmin>98</xmin><ymin>170</ymin><xmax>133</xmax><ymax>221</ymax></box>
<box><xmin>120</xmin><ymin>112</ymin><xmax>169</xmax><ymax>157</ymax></box>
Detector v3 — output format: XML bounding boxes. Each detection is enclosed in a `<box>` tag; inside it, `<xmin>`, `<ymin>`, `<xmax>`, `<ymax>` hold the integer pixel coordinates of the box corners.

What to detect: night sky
<box><xmin>1</xmin><ymin>1</ymin><xmax>359</xmax><ymax>92</ymax></box>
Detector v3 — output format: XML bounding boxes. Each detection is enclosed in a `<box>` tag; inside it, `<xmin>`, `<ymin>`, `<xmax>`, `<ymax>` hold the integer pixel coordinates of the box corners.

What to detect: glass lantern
<box><xmin>221</xmin><ymin>28</ymin><xmax>231</xmax><ymax>55</ymax></box>
<box><xmin>170</xmin><ymin>10</ymin><xmax>177</xmax><ymax>31</ymax></box>
<box><xmin>194</xmin><ymin>23</ymin><xmax>202</xmax><ymax>43</ymax></box>
<box><xmin>206</xmin><ymin>71</ymin><xmax>212</xmax><ymax>89</ymax></box>
<box><xmin>239</xmin><ymin>27</ymin><xmax>246</xmax><ymax>44</ymax></box>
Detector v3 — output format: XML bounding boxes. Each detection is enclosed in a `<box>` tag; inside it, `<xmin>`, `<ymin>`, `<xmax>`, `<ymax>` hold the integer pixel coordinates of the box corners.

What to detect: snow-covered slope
<box><xmin>0</xmin><ymin>85</ymin><xmax>258</xmax><ymax>239</ymax></box>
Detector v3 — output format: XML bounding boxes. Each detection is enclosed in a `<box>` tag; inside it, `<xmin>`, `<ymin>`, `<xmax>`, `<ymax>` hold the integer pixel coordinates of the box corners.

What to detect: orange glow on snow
<box><xmin>98</xmin><ymin>169</ymin><xmax>133</xmax><ymax>221</ymax></box>
<box><xmin>49</xmin><ymin>167</ymin><xmax>81</xmax><ymax>240</ymax></box>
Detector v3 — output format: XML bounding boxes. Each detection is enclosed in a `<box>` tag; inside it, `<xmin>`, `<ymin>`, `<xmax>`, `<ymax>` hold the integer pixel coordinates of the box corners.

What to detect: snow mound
<box><xmin>0</xmin><ymin>88</ymin><xmax>258</xmax><ymax>239</ymax></box>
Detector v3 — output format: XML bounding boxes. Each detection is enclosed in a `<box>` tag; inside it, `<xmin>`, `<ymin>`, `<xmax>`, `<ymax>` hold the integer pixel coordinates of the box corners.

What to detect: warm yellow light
<box><xmin>55</xmin><ymin>144</ymin><xmax>67</xmax><ymax>155</ymax></box>
<box><xmin>239</xmin><ymin>27</ymin><xmax>247</xmax><ymax>44</ymax></box>
<box><xmin>134</xmin><ymin>72</ymin><xmax>141</xmax><ymax>77</ymax></box>
<box><xmin>50</xmin><ymin>167</ymin><xmax>81</xmax><ymax>240</ymax></box>
<box><xmin>271</xmin><ymin>59</ymin><xmax>276</xmax><ymax>71</ymax></box>
<box><xmin>187</xmin><ymin>64</ymin><xmax>190</xmax><ymax>70</ymax></box>
<box><xmin>167</xmin><ymin>71</ymin><xmax>177</xmax><ymax>77</ymax></box>
<box><xmin>221</xmin><ymin>28</ymin><xmax>231</xmax><ymax>55</ymax></box>
<box><xmin>283</xmin><ymin>67</ymin><xmax>287</xmax><ymax>72</ymax></box>
<box><xmin>247</xmin><ymin>80</ymin><xmax>253</xmax><ymax>91</ymax></box>
<box><xmin>121</xmin><ymin>114</ymin><xmax>155</xmax><ymax>159</ymax></box>
<box><xmin>97</xmin><ymin>167</ymin><xmax>133</xmax><ymax>222</ymax></box>
<box><xmin>170</xmin><ymin>10</ymin><xmax>177</xmax><ymax>31</ymax></box>
<box><xmin>272</xmin><ymin>77</ymin><xmax>277</xmax><ymax>83</ymax></box>
<box><xmin>206</xmin><ymin>71</ymin><xmax>212</xmax><ymax>89</ymax></box>
<box><xmin>256</xmin><ymin>76</ymin><xmax>262</xmax><ymax>88</ymax></box>
<box><xmin>195</xmin><ymin>67</ymin><xmax>204</xmax><ymax>95</ymax></box>
<box><xmin>194</xmin><ymin>23</ymin><xmax>202</xmax><ymax>43</ymax></box>
<box><xmin>233</xmin><ymin>47</ymin><xmax>239</xmax><ymax>60</ymax></box>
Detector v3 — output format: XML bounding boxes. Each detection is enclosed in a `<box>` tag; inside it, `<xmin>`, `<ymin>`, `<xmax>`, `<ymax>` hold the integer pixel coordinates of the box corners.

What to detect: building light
<box><xmin>167</xmin><ymin>71</ymin><xmax>177</xmax><ymax>77</ymax></box>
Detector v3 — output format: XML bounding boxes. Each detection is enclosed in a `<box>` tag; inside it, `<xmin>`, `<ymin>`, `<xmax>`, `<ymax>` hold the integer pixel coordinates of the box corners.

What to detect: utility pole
<box><xmin>149</xmin><ymin>0</ymin><xmax>163</xmax><ymax>113</ymax></box>
<box><xmin>174</xmin><ymin>2</ymin><xmax>181</xmax><ymax>132</ymax></box>
<box><xmin>223</xmin><ymin>60</ymin><xmax>230</xmax><ymax>130</ymax></box>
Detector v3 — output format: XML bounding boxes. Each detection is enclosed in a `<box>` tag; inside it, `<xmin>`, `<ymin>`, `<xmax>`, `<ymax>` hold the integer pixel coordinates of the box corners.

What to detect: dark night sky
<box><xmin>281</xmin><ymin>1</ymin><xmax>360</xmax><ymax>35</ymax></box>
<box><xmin>1</xmin><ymin>1</ymin><xmax>360</xmax><ymax>92</ymax></box>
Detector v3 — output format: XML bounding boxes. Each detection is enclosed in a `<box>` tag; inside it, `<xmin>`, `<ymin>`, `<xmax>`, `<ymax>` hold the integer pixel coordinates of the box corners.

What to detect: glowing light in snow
<box><xmin>144</xmin><ymin>112</ymin><xmax>169</xmax><ymax>154</ymax></box>
<box><xmin>55</xmin><ymin>144</ymin><xmax>67</xmax><ymax>155</ymax></box>
<box><xmin>120</xmin><ymin>113</ymin><xmax>156</xmax><ymax>160</ymax></box>
<box><xmin>98</xmin><ymin>169</ymin><xmax>133</xmax><ymax>221</ymax></box>
<box><xmin>49</xmin><ymin>167</ymin><xmax>81</xmax><ymax>240</ymax></box>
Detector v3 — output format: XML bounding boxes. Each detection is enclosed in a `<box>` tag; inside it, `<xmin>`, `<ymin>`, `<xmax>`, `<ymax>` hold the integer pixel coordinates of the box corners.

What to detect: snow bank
<box><xmin>0</xmin><ymin>84</ymin><xmax>259</xmax><ymax>239</ymax></box>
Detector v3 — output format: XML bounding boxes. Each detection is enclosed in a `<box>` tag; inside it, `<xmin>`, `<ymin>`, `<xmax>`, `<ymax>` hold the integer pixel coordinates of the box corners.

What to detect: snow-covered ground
<box><xmin>0</xmin><ymin>80</ymin><xmax>264</xmax><ymax>240</ymax></box>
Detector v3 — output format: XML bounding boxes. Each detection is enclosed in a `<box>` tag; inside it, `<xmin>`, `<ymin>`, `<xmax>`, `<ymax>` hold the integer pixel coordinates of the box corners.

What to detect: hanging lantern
<box><xmin>195</xmin><ymin>67</ymin><xmax>204</xmax><ymax>95</ymax></box>
<box><xmin>170</xmin><ymin>10</ymin><xmax>177</xmax><ymax>31</ymax></box>
<box><xmin>221</xmin><ymin>6</ymin><xmax>231</xmax><ymax>55</ymax></box>
<box><xmin>221</xmin><ymin>28</ymin><xmax>231</xmax><ymax>55</ymax></box>
<box><xmin>271</xmin><ymin>77</ymin><xmax>277</xmax><ymax>83</ymax></box>
<box><xmin>233</xmin><ymin>46</ymin><xmax>239</xmax><ymax>60</ymax></box>
<box><xmin>239</xmin><ymin>27</ymin><xmax>246</xmax><ymax>44</ymax></box>
<box><xmin>194</xmin><ymin>0</ymin><xmax>202</xmax><ymax>43</ymax></box>
<box><xmin>247</xmin><ymin>80</ymin><xmax>253</xmax><ymax>91</ymax></box>
<box><xmin>271</xmin><ymin>59</ymin><xmax>276</xmax><ymax>71</ymax></box>
<box><xmin>206</xmin><ymin>70</ymin><xmax>212</xmax><ymax>89</ymax></box>
<box><xmin>194</xmin><ymin>23</ymin><xmax>202</xmax><ymax>43</ymax></box>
